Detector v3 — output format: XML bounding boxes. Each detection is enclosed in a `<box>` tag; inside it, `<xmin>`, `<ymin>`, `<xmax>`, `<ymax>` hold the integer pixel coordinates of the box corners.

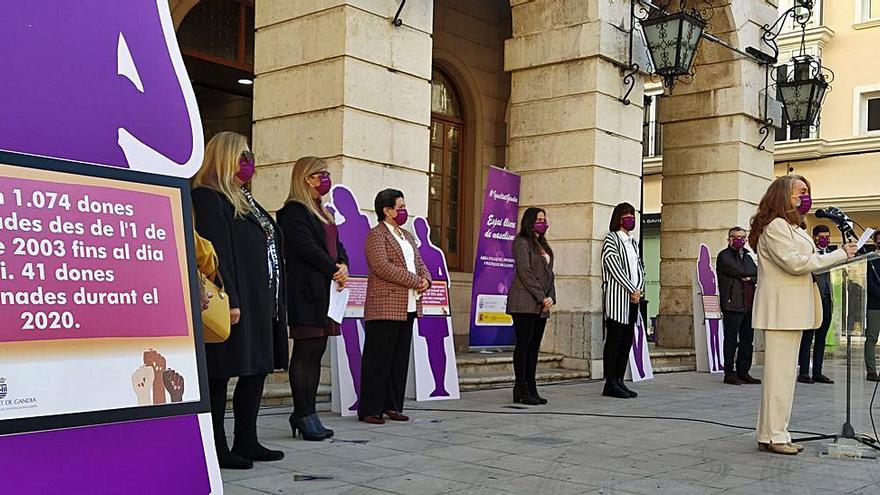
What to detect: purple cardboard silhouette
<box><xmin>697</xmin><ymin>244</ymin><xmax>724</xmax><ymax>372</ymax></box>
<box><xmin>0</xmin><ymin>2</ymin><xmax>203</xmax><ymax>177</ymax></box>
<box><xmin>414</xmin><ymin>218</ymin><xmax>451</xmax><ymax>398</ymax></box>
<box><xmin>327</xmin><ymin>186</ymin><xmax>372</xmax><ymax>411</ymax></box>
<box><xmin>630</xmin><ymin>312</ymin><xmax>649</xmax><ymax>379</ymax></box>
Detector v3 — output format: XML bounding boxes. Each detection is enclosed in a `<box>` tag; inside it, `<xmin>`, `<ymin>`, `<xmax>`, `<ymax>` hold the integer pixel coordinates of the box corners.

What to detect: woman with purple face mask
<box><xmin>600</xmin><ymin>202</ymin><xmax>645</xmax><ymax>399</ymax></box>
<box><xmin>192</xmin><ymin>132</ymin><xmax>288</xmax><ymax>469</ymax></box>
<box><xmin>507</xmin><ymin>207</ymin><xmax>556</xmax><ymax>405</ymax></box>
<box><xmin>277</xmin><ymin>157</ymin><xmax>349</xmax><ymax>441</ymax></box>
<box><xmin>749</xmin><ymin>175</ymin><xmax>857</xmax><ymax>455</ymax></box>
<box><xmin>359</xmin><ymin>189</ymin><xmax>432</xmax><ymax>424</ymax></box>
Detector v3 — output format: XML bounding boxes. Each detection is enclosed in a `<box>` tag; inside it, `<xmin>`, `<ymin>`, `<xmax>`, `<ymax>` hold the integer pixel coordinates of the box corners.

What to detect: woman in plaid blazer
<box><xmin>359</xmin><ymin>189</ymin><xmax>432</xmax><ymax>424</ymax></box>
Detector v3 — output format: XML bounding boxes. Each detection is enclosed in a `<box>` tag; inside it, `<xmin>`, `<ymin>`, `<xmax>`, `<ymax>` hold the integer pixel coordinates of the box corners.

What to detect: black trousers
<box><xmin>289</xmin><ymin>336</ymin><xmax>328</xmax><ymax>417</ymax></box>
<box><xmin>208</xmin><ymin>373</ymin><xmax>267</xmax><ymax>452</ymax></box>
<box><xmin>358</xmin><ymin>314</ymin><xmax>414</xmax><ymax>418</ymax></box>
<box><xmin>512</xmin><ymin>313</ymin><xmax>547</xmax><ymax>389</ymax></box>
<box><xmin>799</xmin><ymin>295</ymin><xmax>832</xmax><ymax>376</ymax></box>
<box><xmin>722</xmin><ymin>310</ymin><xmax>754</xmax><ymax>377</ymax></box>
<box><xmin>604</xmin><ymin>303</ymin><xmax>638</xmax><ymax>381</ymax></box>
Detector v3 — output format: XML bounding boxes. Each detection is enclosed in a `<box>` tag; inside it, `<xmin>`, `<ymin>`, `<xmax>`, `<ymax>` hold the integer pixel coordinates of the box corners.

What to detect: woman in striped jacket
<box><xmin>601</xmin><ymin>202</ymin><xmax>645</xmax><ymax>399</ymax></box>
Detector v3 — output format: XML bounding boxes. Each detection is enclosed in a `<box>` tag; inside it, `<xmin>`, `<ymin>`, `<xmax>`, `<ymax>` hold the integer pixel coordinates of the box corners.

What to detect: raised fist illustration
<box><xmin>131</xmin><ymin>365</ymin><xmax>155</xmax><ymax>406</ymax></box>
<box><xmin>143</xmin><ymin>349</ymin><xmax>167</xmax><ymax>404</ymax></box>
<box><xmin>163</xmin><ymin>369</ymin><xmax>185</xmax><ymax>403</ymax></box>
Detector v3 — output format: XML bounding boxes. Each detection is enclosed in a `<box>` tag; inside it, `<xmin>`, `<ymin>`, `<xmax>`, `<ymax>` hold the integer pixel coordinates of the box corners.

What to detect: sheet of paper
<box><xmin>857</xmin><ymin>228</ymin><xmax>875</xmax><ymax>251</ymax></box>
<box><xmin>328</xmin><ymin>281</ymin><xmax>350</xmax><ymax>324</ymax></box>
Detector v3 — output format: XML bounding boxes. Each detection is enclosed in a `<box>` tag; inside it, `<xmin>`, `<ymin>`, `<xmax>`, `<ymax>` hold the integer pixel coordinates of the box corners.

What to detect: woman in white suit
<box><xmin>749</xmin><ymin>175</ymin><xmax>856</xmax><ymax>455</ymax></box>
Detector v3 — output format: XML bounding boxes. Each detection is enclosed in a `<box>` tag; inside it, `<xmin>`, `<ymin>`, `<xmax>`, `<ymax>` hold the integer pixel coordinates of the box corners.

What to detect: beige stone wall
<box><xmin>432</xmin><ymin>0</ymin><xmax>511</xmax><ymax>351</ymax></box>
<box><xmin>506</xmin><ymin>0</ymin><xmax>644</xmax><ymax>373</ymax></box>
<box><xmin>250</xmin><ymin>1</ymin><xmax>434</xmax><ymax>216</ymax></box>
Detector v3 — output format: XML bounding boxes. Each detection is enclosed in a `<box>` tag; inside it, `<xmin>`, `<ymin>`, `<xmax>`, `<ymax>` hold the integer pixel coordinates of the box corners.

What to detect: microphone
<box><xmin>816</xmin><ymin>206</ymin><xmax>856</xmax><ymax>242</ymax></box>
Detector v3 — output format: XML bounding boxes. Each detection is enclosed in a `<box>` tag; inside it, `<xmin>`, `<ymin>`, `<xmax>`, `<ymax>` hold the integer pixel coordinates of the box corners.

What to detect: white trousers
<box><xmin>756</xmin><ymin>329</ymin><xmax>803</xmax><ymax>444</ymax></box>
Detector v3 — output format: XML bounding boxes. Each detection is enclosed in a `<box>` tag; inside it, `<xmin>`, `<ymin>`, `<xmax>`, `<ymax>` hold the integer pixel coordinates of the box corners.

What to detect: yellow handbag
<box><xmin>201</xmin><ymin>272</ymin><xmax>231</xmax><ymax>343</ymax></box>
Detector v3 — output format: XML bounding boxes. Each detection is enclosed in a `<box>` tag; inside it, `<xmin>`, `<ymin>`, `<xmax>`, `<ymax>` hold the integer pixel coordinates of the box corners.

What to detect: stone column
<box><xmin>505</xmin><ymin>0</ymin><xmax>644</xmax><ymax>374</ymax></box>
<box><xmin>656</xmin><ymin>0</ymin><xmax>777</xmax><ymax>348</ymax></box>
<box><xmin>250</xmin><ymin>1</ymin><xmax>434</xmax><ymax>215</ymax></box>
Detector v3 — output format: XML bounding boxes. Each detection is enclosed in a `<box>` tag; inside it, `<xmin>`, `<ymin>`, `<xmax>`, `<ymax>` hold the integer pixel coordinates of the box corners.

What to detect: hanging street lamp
<box><xmin>639</xmin><ymin>3</ymin><xmax>706</xmax><ymax>90</ymax></box>
<box><xmin>776</xmin><ymin>55</ymin><xmax>830</xmax><ymax>136</ymax></box>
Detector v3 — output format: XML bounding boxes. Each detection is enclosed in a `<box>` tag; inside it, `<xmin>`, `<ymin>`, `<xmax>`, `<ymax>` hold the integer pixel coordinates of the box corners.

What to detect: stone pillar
<box><xmin>250</xmin><ymin>1</ymin><xmax>434</xmax><ymax>215</ymax></box>
<box><xmin>505</xmin><ymin>0</ymin><xmax>644</xmax><ymax>374</ymax></box>
<box><xmin>656</xmin><ymin>0</ymin><xmax>777</xmax><ymax>348</ymax></box>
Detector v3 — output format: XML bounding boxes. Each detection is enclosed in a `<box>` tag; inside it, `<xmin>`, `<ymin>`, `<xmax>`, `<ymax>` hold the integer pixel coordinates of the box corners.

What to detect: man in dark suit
<box><xmin>798</xmin><ymin>225</ymin><xmax>835</xmax><ymax>384</ymax></box>
<box><xmin>716</xmin><ymin>227</ymin><xmax>761</xmax><ymax>385</ymax></box>
<box><xmin>866</xmin><ymin>229</ymin><xmax>880</xmax><ymax>382</ymax></box>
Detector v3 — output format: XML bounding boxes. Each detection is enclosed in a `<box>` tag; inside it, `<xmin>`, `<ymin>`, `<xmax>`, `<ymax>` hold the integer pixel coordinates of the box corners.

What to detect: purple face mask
<box><xmin>236</xmin><ymin>151</ymin><xmax>255</xmax><ymax>183</ymax></box>
<box><xmin>533</xmin><ymin>220</ymin><xmax>549</xmax><ymax>235</ymax></box>
<box><xmin>621</xmin><ymin>215</ymin><xmax>636</xmax><ymax>231</ymax></box>
<box><xmin>393</xmin><ymin>207</ymin><xmax>408</xmax><ymax>226</ymax></box>
<box><xmin>816</xmin><ymin>237</ymin><xmax>830</xmax><ymax>249</ymax></box>
<box><xmin>731</xmin><ymin>238</ymin><xmax>746</xmax><ymax>250</ymax></box>
<box><xmin>796</xmin><ymin>194</ymin><xmax>812</xmax><ymax>215</ymax></box>
<box><xmin>315</xmin><ymin>172</ymin><xmax>332</xmax><ymax>196</ymax></box>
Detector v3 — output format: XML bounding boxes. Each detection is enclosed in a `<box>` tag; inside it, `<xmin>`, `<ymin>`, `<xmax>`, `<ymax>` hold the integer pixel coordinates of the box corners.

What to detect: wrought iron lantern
<box><xmin>640</xmin><ymin>7</ymin><xmax>706</xmax><ymax>90</ymax></box>
<box><xmin>776</xmin><ymin>55</ymin><xmax>829</xmax><ymax>134</ymax></box>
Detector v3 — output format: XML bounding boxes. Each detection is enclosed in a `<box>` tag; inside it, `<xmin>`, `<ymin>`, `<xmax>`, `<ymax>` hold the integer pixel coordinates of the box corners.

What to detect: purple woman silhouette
<box><xmin>328</xmin><ymin>186</ymin><xmax>372</xmax><ymax>410</ymax></box>
<box><xmin>630</xmin><ymin>312</ymin><xmax>648</xmax><ymax>379</ymax></box>
<box><xmin>0</xmin><ymin>2</ymin><xmax>203</xmax><ymax>177</ymax></box>
<box><xmin>413</xmin><ymin>218</ymin><xmax>451</xmax><ymax>398</ymax></box>
<box><xmin>697</xmin><ymin>245</ymin><xmax>724</xmax><ymax>372</ymax></box>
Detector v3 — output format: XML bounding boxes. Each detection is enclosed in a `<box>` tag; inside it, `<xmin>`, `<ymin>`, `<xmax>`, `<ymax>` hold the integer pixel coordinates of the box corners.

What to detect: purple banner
<box><xmin>469</xmin><ymin>167</ymin><xmax>521</xmax><ymax>348</ymax></box>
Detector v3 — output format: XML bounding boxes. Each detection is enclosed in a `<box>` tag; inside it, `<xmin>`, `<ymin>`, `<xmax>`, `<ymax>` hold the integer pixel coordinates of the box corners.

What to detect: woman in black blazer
<box><xmin>507</xmin><ymin>207</ymin><xmax>555</xmax><ymax>405</ymax></box>
<box><xmin>600</xmin><ymin>202</ymin><xmax>645</xmax><ymax>400</ymax></box>
<box><xmin>192</xmin><ymin>132</ymin><xmax>288</xmax><ymax>470</ymax></box>
<box><xmin>277</xmin><ymin>156</ymin><xmax>349</xmax><ymax>441</ymax></box>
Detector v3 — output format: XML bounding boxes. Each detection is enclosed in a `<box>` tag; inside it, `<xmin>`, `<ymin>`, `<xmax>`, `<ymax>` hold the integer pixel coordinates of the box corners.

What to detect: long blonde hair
<box><xmin>286</xmin><ymin>156</ymin><xmax>334</xmax><ymax>224</ymax></box>
<box><xmin>748</xmin><ymin>174</ymin><xmax>810</xmax><ymax>249</ymax></box>
<box><xmin>193</xmin><ymin>131</ymin><xmax>252</xmax><ymax>217</ymax></box>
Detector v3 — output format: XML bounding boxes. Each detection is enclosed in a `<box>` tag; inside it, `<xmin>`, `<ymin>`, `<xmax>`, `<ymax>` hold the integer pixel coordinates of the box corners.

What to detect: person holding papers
<box><xmin>359</xmin><ymin>189</ymin><xmax>431</xmax><ymax>424</ymax></box>
<box><xmin>278</xmin><ymin>157</ymin><xmax>349</xmax><ymax>441</ymax></box>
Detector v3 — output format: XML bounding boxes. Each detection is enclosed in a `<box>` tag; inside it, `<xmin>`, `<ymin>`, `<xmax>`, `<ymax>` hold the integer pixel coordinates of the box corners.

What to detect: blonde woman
<box><xmin>749</xmin><ymin>175</ymin><xmax>856</xmax><ymax>455</ymax></box>
<box><xmin>192</xmin><ymin>132</ymin><xmax>288</xmax><ymax>469</ymax></box>
<box><xmin>277</xmin><ymin>157</ymin><xmax>349</xmax><ymax>441</ymax></box>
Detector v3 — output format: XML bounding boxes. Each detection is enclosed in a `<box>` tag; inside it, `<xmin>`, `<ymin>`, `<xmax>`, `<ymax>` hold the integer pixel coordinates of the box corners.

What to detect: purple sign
<box><xmin>0</xmin><ymin>2</ymin><xmax>203</xmax><ymax>177</ymax></box>
<box><xmin>0</xmin><ymin>415</ymin><xmax>211</xmax><ymax>494</ymax></box>
<box><xmin>469</xmin><ymin>167</ymin><xmax>521</xmax><ymax>348</ymax></box>
<box><xmin>697</xmin><ymin>244</ymin><xmax>725</xmax><ymax>373</ymax></box>
<box><xmin>414</xmin><ymin>218</ymin><xmax>452</xmax><ymax>398</ymax></box>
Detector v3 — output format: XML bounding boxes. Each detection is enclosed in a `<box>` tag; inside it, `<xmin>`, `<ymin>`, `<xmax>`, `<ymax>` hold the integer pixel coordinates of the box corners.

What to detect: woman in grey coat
<box><xmin>507</xmin><ymin>207</ymin><xmax>556</xmax><ymax>405</ymax></box>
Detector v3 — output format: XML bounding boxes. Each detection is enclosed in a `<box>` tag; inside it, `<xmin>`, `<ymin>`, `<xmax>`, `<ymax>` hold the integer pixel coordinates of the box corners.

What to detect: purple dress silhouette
<box><xmin>0</xmin><ymin>2</ymin><xmax>202</xmax><ymax>177</ymax></box>
<box><xmin>698</xmin><ymin>245</ymin><xmax>724</xmax><ymax>372</ymax></box>
<box><xmin>328</xmin><ymin>186</ymin><xmax>372</xmax><ymax>411</ymax></box>
<box><xmin>414</xmin><ymin>218</ymin><xmax>451</xmax><ymax>398</ymax></box>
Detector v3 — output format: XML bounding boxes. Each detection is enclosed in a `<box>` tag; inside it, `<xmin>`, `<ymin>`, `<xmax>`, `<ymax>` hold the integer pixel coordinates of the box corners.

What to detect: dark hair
<box><xmin>812</xmin><ymin>224</ymin><xmax>831</xmax><ymax>236</ymax></box>
<box><xmin>609</xmin><ymin>202</ymin><xmax>636</xmax><ymax>232</ymax></box>
<box><xmin>728</xmin><ymin>226</ymin><xmax>746</xmax><ymax>237</ymax></box>
<box><xmin>374</xmin><ymin>188</ymin><xmax>404</xmax><ymax>222</ymax></box>
<box><xmin>518</xmin><ymin>207</ymin><xmax>553</xmax><ymax>258</ymax></box>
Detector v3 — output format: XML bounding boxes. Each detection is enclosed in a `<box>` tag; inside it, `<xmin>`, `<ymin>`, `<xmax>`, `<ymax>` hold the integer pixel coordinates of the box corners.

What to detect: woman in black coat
<box><xmin>192</xmin><ymin>131</ymin><xmax>288</xmax><ymax>470</ymax></box>
<box><xmin>277</xmin><ymin>156</ymin><xmax>349</xmax><ymax>441</ymax></box>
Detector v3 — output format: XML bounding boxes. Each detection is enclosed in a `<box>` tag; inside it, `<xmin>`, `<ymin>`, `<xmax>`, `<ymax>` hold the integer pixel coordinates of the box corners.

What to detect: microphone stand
<box><xmin>795</xmin><ymin>220</ymin><xmax>880</xmax><ymax>453</ymax></box>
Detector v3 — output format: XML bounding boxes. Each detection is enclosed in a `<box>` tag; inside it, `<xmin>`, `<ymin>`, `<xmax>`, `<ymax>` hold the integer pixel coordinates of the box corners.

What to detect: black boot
<box><xmin>231</xmin><ymin>375</ymin><xmax>284</xmax><ymax>461</ymax></box>
<box><xmin>232</xmin><ymin>432</ymin><xmax>284</xmax><ymax>462</ymax></box>
<box><xmin>602</xmin><ymin>380</ymin><xmax>630</xmax><ymax>399</ymax></box>
<box><xmin>216</xmin><ymin>445</ymin><xmax>254</xmax><ymax>470</ymax></box>
<box><xmin>616</xmin><ymin>379</ymin><xmax>637</xmax><ymax>398</ymax></box>
<box><xmin>513</xmin><ymin>381</ymin><xmax>540</xmax><ymax>405</ymax></box>
<box><xmin>311</xmin><ymin>413</ymin><xmax>334</xmax><ymax>438</ymax></box>
<box><xmin>290</xmin><ymin>414</ymin><xmax>330</xmax><ymax>441</ymax></box>
<box><xmin>528</xmin><ymin>380</ymin><xmax>548</xmax><ymax>405</ymax></box>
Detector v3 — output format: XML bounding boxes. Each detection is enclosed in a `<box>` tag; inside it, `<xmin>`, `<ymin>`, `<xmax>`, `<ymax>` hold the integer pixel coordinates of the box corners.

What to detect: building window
<box><xmin>778</xmin><ymin>0</ymin><xmax>823</xmax><ymax>31</ymax></box>
<box><xmin>868</xmin><ymin>98</ymin><xmax>880</xmax><ymax>131</ymax></box>
<box><xmin>860</xmin><ymin>0</ymin><xmax>880</xmax><ymax>21</ymax></box>
<box><xmin>643</xmin><ymin>94</ymin><xmax>662</xmax><ymax>158</ymax></box>
<box><xmin>855</xmin><ymin>88</ymin><xmax>880</xmax><ymax>135</ymax></box>
<box><xmin>429</xmin><ymin>69</ymin><xmax>466</xmax><ymax>270</ymax></box>
<box><xmin>177</xmin><ymin>0</ymin><xmax>254</xmax><ymax>71</ymax></box>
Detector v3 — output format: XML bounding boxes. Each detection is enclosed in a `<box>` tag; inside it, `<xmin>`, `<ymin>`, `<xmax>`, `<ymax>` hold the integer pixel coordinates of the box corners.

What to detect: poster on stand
<box><xmin>693</xmin><ymin>244</ymin><xmax>725</xmax><ymax>373</ymax></box>
<box><xmin>627</xmin><ymin>311</ymin><xmax>654</xmax><ymax>382</ymax></box>
<box><xmin>468</xmin><ymin>167</ymin><xmax>520</xmax><ymax>349</ymax></box>
<box><xmin>0</xmin><ymin>3</ymin><xmax>220</xmax><ymax>493</ymax></box>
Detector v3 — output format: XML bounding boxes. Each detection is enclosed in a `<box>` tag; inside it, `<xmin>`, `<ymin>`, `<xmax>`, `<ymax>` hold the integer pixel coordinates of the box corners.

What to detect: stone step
<box><xmin>649</xmin><ymin>345</ymin><xmax>697</xmax><ymax>373</ymax></box>
<box><xmin>456</xmin><ymin>351</ymin><xmax>565</xmax><ymax>375</ymax></box>
<box><xmin>459</xmin><ymin>368</ymin><xmax>590</xmax><ymax>391</ymax></box>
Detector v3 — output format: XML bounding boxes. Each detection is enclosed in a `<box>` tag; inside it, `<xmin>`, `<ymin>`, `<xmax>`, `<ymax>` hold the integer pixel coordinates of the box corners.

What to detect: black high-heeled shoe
<box><xmin>289</xmin><ymin>414</ymin><xmax>330</xmax><ymax>441</ymax></box>
<box><xmin>310</xmin><ymin>413</ymin><xmax>334</xmax><ymax>438</ymax></box>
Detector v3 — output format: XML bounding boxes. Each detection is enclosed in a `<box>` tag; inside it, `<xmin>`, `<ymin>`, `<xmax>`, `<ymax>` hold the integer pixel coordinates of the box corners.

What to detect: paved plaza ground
<box><xmin>222</xmin><ymin>365</ymin><xmax>880</xmax><ymax>494</ymax></box>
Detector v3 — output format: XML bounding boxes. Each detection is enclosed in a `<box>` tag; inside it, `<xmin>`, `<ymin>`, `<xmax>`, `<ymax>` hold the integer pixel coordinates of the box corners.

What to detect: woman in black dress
<box><xmin>277</xmin><ymin>156</ymin><xmax>349</xmax><ymax>441</ymax></box>
<box><xmin>192</xmin><ymin>132</ymin><xmax>288</xmax><ymax>470</ymax></box>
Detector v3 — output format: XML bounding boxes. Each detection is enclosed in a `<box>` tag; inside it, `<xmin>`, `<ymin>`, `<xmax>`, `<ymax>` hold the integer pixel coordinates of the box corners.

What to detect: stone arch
<box><xmin>655</xmin><ymin>0</ymin><xmax>777</xmax><ymax>348</ymax></box>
